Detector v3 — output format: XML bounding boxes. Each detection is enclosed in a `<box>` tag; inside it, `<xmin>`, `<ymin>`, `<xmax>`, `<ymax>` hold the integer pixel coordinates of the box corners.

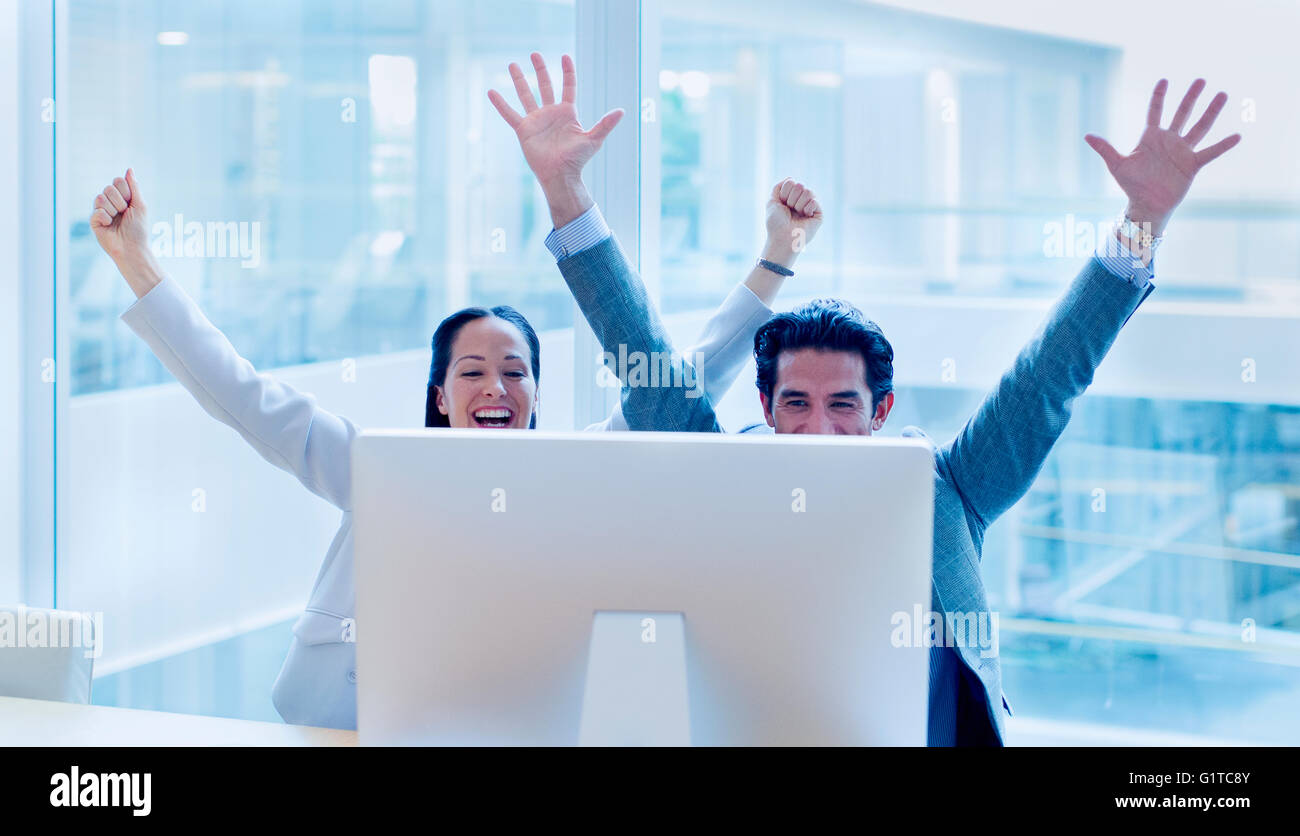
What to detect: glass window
<box><xmin>67</xmin><ymin>0</ymin><xmax>575</xmax><ymax>396</ymax></box>
<box><xmin>59</xmin><ymin>0</ymin><xmax>575</xmax><ymax>719</ymax></box>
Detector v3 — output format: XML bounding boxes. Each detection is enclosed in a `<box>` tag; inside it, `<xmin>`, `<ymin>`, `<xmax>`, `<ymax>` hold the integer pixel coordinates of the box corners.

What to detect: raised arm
<box><xmin>92</xmin><ymin>170</ymin><xmax>356</xmax><ymax>510</ymax></box>
<box><xmin>559</xmin><ymin>234</ymin><xmax>723</xmax><ymax>432</ymax></box>
<box><xmin>489</xmin><ymin>54</ymin><xmax>822</xmax><ymax>431</ymax></box>
<box><xmin>566</xmin><ymin>179</ymin><xmax>821</xmax><ymax>431</ymax></box>
<box><xmin>561</xmin><ymin>182</ymin><xmax>821</xmax><ymax>432</ymax></box>
<box><xmin>584</xmin><ymin>277</ymin><xmax>773</xmax><ymax>432</ymax></box>
<box><xmin>944</xmin><ymin>78</ymin><xmax>1241</xmax><ymax>531</ymax></box>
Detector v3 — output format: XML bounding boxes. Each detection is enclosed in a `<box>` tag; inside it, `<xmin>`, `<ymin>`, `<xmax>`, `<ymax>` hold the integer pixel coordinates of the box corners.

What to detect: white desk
<box><xmin>0</xmin><ymin>696</ymin><xmax>357</xmax><ymax>746</ymax></box>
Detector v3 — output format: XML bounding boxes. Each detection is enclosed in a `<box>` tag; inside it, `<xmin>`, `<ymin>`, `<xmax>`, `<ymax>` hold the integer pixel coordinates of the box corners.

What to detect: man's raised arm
<box><xmin>489</xmin><ymin>53</ymin><xmax>822</xmax><ymax>432</ymax></box>
<box><xmin>942</xmin><ymin>77</ymin><xmax>1241</xmax><ymax>532</ymax></box>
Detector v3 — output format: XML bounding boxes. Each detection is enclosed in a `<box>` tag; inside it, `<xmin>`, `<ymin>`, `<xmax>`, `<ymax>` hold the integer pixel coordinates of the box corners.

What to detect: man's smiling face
<box><xmin>760</xmin><ymin>348</ymin><xmax>892</xmax><ymax>435</ymax></box>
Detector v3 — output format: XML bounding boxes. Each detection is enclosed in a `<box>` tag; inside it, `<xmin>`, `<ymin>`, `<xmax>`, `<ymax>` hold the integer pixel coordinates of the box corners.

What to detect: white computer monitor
<box><xmin>353</xmin><ymin>429</ymin><xmax>934</xmax><ymax>745</ymax></box>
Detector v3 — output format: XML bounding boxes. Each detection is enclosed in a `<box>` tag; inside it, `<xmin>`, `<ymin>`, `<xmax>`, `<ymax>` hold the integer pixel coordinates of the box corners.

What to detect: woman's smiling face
<box><xmin>434</xmin><ymin>316</ymin><xmax>538</xmax><ymax>429</ymax></box>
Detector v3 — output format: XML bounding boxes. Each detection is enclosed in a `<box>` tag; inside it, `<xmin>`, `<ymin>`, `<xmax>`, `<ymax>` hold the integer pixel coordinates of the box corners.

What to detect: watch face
<box><xmin>1122</xmin><ymin>217</ymin><xmax>1159</xmax><ymax>247</ymax></box>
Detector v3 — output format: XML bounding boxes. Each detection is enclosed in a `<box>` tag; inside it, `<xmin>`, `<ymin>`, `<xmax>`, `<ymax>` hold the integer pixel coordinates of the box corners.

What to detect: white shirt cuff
<box><xmin>544</xmin><ymin>204</ymin><xmax>612</xmax><ymax>261</ymax></box>
<box><xmin>1094</xmin><ymin>227</ymin><xmax>1156</xmax><ymax>289</ymax></box>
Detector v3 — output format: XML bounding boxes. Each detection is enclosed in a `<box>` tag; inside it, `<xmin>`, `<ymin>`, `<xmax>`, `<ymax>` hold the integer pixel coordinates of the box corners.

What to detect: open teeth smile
<box><xmin>473</xmin><ymin>408</ymin><xmax>514</xmax><ymax>427</ymax></box>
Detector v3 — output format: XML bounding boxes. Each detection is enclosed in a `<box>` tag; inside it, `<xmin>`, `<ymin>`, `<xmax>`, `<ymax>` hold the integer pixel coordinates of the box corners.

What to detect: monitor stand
<box><xmin>578</xmin><ymin>611</ymin><xmax>691</xmax><ymax>746</ymax></box>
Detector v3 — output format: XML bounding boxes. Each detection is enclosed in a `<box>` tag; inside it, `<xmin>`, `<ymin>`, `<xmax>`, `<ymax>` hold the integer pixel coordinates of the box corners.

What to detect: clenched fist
<box><xmin>90</xmin><ymin>169</ymin><xmax>163</xmax><ymax>299</ymax></box>
<box><xmin>763</xmin><ymin>178</ymin><xmax>823</xmax><ymax>268</ymax></box>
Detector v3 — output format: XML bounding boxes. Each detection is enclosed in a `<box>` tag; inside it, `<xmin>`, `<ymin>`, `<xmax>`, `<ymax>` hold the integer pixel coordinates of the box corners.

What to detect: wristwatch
<box><xmin>1117</xmin><ymin>214</ymin><xmax>1162</xmax><ymax>253</ymax></box>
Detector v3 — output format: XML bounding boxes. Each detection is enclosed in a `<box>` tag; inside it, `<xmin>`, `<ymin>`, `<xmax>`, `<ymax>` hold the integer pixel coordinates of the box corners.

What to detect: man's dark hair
<box><xmin>425</xmin><ymin>305</ymin><xmax>540</xmax><ymax>428</ymax></box>
<box><xmin>754</xmin><ymin>299</ymin><xmax>895</xmax><ymax>410</ymax></box>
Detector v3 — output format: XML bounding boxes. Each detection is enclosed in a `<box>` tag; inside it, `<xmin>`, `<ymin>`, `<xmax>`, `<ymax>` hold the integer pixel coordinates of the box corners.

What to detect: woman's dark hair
<box><xmin>425</xmin><ymin>305</ymin><xmax>540</xmax><ymax>428</ymax></box>
<box><xmin>754</xmin><ymin>298</ymin><xmax>894</xmax><ymax>410</ymax></box>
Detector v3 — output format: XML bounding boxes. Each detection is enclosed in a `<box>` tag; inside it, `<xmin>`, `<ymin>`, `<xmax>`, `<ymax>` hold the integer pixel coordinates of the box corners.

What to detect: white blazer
<box><xmin>120</xmin><ymin>277</ymin><xmax>773</xmax><ymax>729</ymax></box>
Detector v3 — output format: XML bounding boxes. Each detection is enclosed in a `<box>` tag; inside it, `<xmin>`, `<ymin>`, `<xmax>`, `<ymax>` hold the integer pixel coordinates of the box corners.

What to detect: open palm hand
<box><xmin>1085</xmin><ymin>78</ymin><xmax>1241</xmax><ymax>236</ymax></box>
<box><xmin>489</xmin><ymin>53</ymin><xmax>623</xmax><ymax>193</ymax></box>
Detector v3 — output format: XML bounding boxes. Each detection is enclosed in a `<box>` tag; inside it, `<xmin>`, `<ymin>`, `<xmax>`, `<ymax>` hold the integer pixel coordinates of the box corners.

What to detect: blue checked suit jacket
<box><xmin>558</xmin><ymin>235</ymin><xmax>1154</xmax><ymax>744</ymax></box>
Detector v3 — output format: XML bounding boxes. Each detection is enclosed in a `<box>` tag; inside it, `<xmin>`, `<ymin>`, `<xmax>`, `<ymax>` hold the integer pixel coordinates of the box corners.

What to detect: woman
<box><xmin>89</xmin><ymin>163</ymin><xmax>821</xmax><ymax>729</ymax></box>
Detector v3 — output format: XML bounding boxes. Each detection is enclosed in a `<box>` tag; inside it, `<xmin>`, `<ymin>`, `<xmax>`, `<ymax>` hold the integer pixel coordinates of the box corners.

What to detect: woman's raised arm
<box><xmin>92</xmin><ymin>170</ymin><xmax>356</xmax><ymax>511</ymax></box>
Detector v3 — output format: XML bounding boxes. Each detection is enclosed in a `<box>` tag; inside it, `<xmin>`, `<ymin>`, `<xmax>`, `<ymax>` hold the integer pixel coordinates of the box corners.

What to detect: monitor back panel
<box><xmin>354</xmin><ymin>429</ymin><xmax>935</xmax><ymax>746</ymax></box>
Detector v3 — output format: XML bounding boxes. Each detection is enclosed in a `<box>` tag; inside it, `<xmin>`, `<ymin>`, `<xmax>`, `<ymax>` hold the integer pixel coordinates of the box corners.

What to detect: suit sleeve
<box><xmin>558</xmin><ymin>234</ymin><xmax>725</xmax><ymax>432</ymax></box>
<box><xmin>587</xmin><ymin>281</ymin><xmax>772</xmax><ymax>431</ymax></box>
<box><xmin>120</xmin><ymin>276</ymin><xmax>357</xmax><ymax>510</ymax></box>
<box><xmin>940</xmin><ymin>257</ymin><xmax>1154</xmax><ymax>532</ymax></box>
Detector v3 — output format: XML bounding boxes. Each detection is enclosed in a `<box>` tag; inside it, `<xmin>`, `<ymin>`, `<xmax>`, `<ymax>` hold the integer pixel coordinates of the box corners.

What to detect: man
<box><xmin>493</xmin><ymin>55</ymin><xmax>1241</xmax><ymax>744</ymax></box>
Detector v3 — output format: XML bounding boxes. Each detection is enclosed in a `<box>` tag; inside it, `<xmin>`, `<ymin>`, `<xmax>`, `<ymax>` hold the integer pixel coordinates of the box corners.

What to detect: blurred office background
<box><xmin>3</xmin><ymin>0</ymin><xmax>1298</xmax><ymax>743</ymax></box>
